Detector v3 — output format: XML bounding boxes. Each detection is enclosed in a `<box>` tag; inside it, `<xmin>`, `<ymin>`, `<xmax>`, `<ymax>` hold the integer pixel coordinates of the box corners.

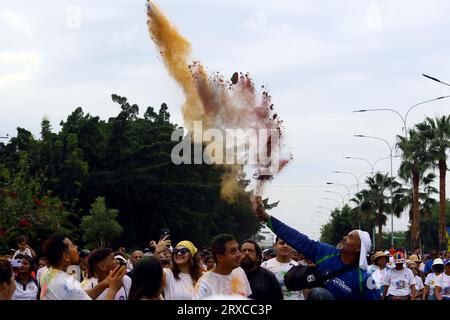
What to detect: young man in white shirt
<box><xmin>261</xmin><ymin>236</ymin><xmax>303</xmax><ymax>300</ymax></box>
<box><xmin>193</xmin><ymin>234</ymin><xmax>251</xmax><ymax>300</ymax></box>
<box><xmin>383</xmin><ymin>252</ymin><xmax>416</xmax><ymax>300</ymax></box>
<box><xmin>85</xmin><ymin>248</ymin><xmax>132</xmax><ymax>300</ymax></box>
<box><xmin>39</xmin><ymin>235</ymin><xmax>126</xmax><ymax>300</ymax></box>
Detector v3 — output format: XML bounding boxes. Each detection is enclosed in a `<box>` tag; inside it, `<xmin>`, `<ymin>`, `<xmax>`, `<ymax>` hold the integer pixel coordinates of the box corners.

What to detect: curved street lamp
<box><xmin>353</xmin><ymin>95</ymin><xmax>450</xmax><ymax>136</ymax></box>
<box><xmin>322</xmin><ymin>197</ymin><xmax>341</xmax><ymax>209</ymax></box>
<box><xmin>332</xmin><ymin>171</ymin><xmax>359</xmax><ymax>193</ymax></box>
<box><xmin>324</xmin><ymin>190</ymin><xmax>345</xmax><ymax>205</ymax></box>
<box><xmin>326</xmin><ymin>182</ymin><xmax>351</xmax><ymax>199</ymax></box>
<box><xmin>422</xmin><ymin>74</ymin><xmax>450</xmax><ymax>87</ymax></box>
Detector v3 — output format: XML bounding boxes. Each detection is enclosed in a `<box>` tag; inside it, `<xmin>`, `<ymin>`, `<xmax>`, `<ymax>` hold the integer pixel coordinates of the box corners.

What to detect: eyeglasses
<box><xmin>173</xmin><ymin>248</ymin><xmax>190</xmax><ymax>256</ymax></box>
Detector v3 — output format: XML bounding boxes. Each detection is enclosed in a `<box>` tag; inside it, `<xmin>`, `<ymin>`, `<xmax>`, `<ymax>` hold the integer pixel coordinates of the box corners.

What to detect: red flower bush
<box><xmin>18</xmin><ymin>219</ymin><xmax>30</xmax><ymax>228</ymax></box>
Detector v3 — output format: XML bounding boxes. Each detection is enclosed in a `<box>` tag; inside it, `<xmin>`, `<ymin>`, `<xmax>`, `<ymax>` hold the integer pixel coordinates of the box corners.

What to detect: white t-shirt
<box><xmin>435</xmin><ymin>273</ymin><xmax>450</xmax><ymax>299</ymax></box>
<box><xmin>384</xmin><ymin>268</ymin><xmax>416</xmax><ymax>297</ymax></box>
<box><xmin>192</xmin><ymin>267</ymin><xmax>251</xmax><ymax>300</ymax></box>
<box><xmin>12</xmin><ymin>278</ymin><xmax>39</xmax><ymax>300</ymax></box>
<box><xmin>36</xmin><ymin>266</ymin><xmax>48</xmax><ymax>282</ymax></box>
<box><xmin>163</xmin><ymin>268</ymin><xmax>195</xmax><ymax>300</ymax></box>
<box><xmin>424</xmin><ymin>273</ymin><xmax>439</xmax><ymax>298</ymax></box>
<box><xmin>414</xmin><ymin>275</ymin><xmax>424</xmax><ymax>296</ymax></box>
<box><xmin>80</xmin><ymin>275</ymin><xmax>132</xmax><ymax>300</ymax></box>
<box><xmin>261</xmin><ymin>258</ymin><xmax>303</xmax><ymax>300</ymax></box>
<box><xmin>39</xmin><ymin>267</ymin><xmax>91</xmax><ymax>300</ymax></box>
<box><xmin>367</xmin><ymin>265</ymin><xmax>388</xmax><ymax>291</ymax></box>
<box><xmin>13</xmin><ymin>248</ymin><xmax>33</xmax><ymax>259</ymax></box>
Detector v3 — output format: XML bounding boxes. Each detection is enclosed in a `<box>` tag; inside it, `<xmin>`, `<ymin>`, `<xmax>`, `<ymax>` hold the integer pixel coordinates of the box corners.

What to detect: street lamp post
<box><xmin>322</xmin><ymin>197</ymin><xmax>341</xmax><ymax>209</ymax></box>
<box><xmin>354</xmin><ymin>134</ymin><xmax>395</xmax><ymax>247</ymax></box>
<box><xmin>332</xmin><ymin>171</ymin><xmax>360</xmax><ymax>193</ymax></box>
<box><xmin>422</xmin><ymin>74</ymin><xmax>450</xmax><ymax>87</ymax></box>
<box><xmin>324</xmin><ymin>190</ymin><xmax>345</xmax><ymax>206</ymax></box>
<box><xmin>326</xmin><ymin>182</ymin><xmax>351</xmax><ymax>200</ymax></box>
<box><xmin>353</xmin><ymin>95</ymin><xmax>450</xmax><ymax>136</ymax></box>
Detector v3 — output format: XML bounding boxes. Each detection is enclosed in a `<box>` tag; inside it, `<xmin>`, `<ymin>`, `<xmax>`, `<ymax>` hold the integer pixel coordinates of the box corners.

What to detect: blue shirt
<box><xmin>424</xmin><ymin>259</ymin><xmax>433</xmax><ymax>274</ymax></box>
<box><xmin>267</xmin><ymin>216</ymin><xmax>380</xmax><ymax>300</ymax></box>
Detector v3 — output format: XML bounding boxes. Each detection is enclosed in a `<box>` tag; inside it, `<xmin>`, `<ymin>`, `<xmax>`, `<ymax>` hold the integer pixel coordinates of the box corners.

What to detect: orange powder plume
<box><xmin>146</xmin><ymin>1</ymin><xmax>291</xmax><ymax>202</ymax></box>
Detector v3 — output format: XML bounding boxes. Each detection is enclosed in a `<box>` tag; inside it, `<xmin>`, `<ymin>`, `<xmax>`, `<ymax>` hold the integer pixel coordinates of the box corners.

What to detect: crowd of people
<box><xmin>1</xmin><ymin>199</ymin><xmax>449</xmax><ymax>301</ymax></box>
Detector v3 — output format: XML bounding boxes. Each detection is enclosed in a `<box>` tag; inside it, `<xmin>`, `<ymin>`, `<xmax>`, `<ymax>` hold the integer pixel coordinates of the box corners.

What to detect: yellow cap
<box><xmin>176</xmin><ymin>240</ymin><xmax>197</xmax><ymax>256</ymax></box>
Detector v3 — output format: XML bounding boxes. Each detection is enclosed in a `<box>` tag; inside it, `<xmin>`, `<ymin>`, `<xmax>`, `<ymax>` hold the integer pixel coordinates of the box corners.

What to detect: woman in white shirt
<box><xmin>423</xmin><ymin>258</ymin><xmax>444</xmax><ymax>300</ymax></box>
<box><xmin>368</xmin><ymin>251</ymin><xmax>389</xmax><ymax>296</ymax></box>
<box><xmin>161</xmin><ymin>240</ymin><xmax>203</xmax><ymax>300</ymax></box>
<box><xmin>12</xmin><ymin>254</ymin><xmax>39</xmax><ymax>300</ymax></box>
<box><xmin>407</xmin><ymin>262</ymin><xmax>423</xmax><ymax>300</ymax></box>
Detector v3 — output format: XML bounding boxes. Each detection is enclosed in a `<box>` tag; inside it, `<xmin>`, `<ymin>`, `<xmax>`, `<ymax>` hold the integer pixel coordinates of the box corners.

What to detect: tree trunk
<box><xmin>376</xmin><ymin>207</ymin><xmax>383</xmax><ymax>250</ymax></box>
<box><xmin>438</xmin><ymin>160</ymin><xmax>447</xmax><ymax>251</ymax></box>
<box><xmin>412</xmin><ymin>170</ymin><xmax>420</xmax><ymax>248</ymax></box>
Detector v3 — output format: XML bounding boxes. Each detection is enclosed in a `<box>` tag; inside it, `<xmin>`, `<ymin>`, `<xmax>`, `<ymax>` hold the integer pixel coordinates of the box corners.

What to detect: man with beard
<box><xmin>240</xmin><ymin>240</ymin><xmax>283</xmax><ymax>301</ymax></box>
<box><xmin>251</xmin><ymin>196</ymin><xmax>380</xmax><ymax>300</ymax></box>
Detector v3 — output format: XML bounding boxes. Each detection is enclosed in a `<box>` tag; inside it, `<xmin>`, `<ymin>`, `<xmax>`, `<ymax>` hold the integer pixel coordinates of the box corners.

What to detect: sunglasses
<box><xmin>173</xmin><ymin>248</ymin><xmax>190</xmax><ymax>256</ymax></box>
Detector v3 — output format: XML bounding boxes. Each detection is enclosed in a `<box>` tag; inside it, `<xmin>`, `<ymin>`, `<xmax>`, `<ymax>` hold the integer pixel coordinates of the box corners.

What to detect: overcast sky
<box><xmin>1</xmin><ymin>0</ymin><xmax>449</xmax><ymax>241</ymax></box>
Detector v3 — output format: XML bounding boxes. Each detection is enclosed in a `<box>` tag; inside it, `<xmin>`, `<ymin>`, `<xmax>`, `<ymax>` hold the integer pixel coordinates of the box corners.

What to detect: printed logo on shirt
<box><xmin>330</xmin><ymin>278</ymin><xmax>352</xmax><ymax>294</ymax></box>
<box><xmin>366</xmin><ymin>275</ymin><xmax>377</xmax><ymax>290</ymax></box>
<box><xmin>395</xmin><ymin>280</ymin><xmax>407</xmax><ymax>289</ymax></box>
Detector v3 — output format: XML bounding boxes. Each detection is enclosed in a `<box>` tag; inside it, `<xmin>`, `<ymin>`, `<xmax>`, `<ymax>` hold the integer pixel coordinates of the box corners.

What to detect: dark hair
<box><xmin>16</xmin><ymin>235</ymin><xmax>28</xmax><ymax>244</ymax></box>
<box><xmin>0</xmin><ymin>258</ymin><xmax>13</xmax><ymax>284</ymax></box>
<box><xmin>42</xmin><ymin>235</ymin><xmax>69</xmax><ymax>267</ymax></box>
<box><xmin>14</xmin><ymin>254</ymin><xmax>36</xmax><ymax>274</ymax></box>
<box><xmin>413</xmin><ymin>246</ymin><xmax>420</xmax><ymax>251</ymax></box>
<box><xmin>88</xmin><ymin>248</ymin><xmax>113</xmax><ymax>275</ymax></box>
<box><xmin>129</xmin><ymin>256</ymin><xmax>163</xmax><ymax>300</ymax></box>
<box><xmin>38</xmin><ymin>257</ymin><xmax>48</xmax><ymax>263</ymax></box>
<box><xmin>275</xmin><ymin>236</ymin><xmax>286</xmax><ymax>245</ymax></box>
<box><xmin>171</xmin><ymin>251</ymin><xmax>202</xmax><ymax>284</ymax></box>
<box><xmin>240</xmin><ymin>239</ymin><xmax>262</xmax><ymax>265</ymax></box>
<box><xmin>211</xmin><ymin>234</ymin><xmax>235</xmax><ymax>262</ymax></box>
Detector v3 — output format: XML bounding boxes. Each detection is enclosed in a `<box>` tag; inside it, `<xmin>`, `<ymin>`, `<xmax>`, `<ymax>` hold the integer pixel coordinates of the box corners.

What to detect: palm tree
<box><xmin>352</xmin><ymin>173</ymin><xmax>404</xmax><ymax>249</ymax></box>
<box><xmin>397</xmin><ymin>128</ymin><xmax>432</xmax><ymax>248</ymax></box>
<box><xmin>402</xmin><ymin>172</ymin><xmax>438</xmax><ymax>246</ymax></box>
<box><xmin>416</xmin><ymin>115</ymin><xmax>450</xmax><ymax>250</ymax></box>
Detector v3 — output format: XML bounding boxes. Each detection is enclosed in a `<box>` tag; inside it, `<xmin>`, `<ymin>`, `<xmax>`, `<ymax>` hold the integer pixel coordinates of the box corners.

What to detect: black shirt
<box><xmin>244</xmin><ymin>266</ymin><xmax>283</xmax><ymax>301</ymax></box>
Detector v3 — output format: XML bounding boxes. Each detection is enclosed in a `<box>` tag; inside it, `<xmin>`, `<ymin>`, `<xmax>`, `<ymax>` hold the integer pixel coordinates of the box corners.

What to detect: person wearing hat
<box><xmin>407</xmin><ymin>261</ymin><xmax>424</xmax><ymax>300</ymax></box>
<box><xmin>423</xmin><ymin>258</ymin><xmax>444</xmax><ymax>300</ymax></box>
<box><xmin>382</xmin><ymin>252</ymin><xmax>416</xmax><ymax>300</ymax></box>
<box><xmin>158</xmin><ymin>240</ymin><xmax>203</xmax><ymax>299</ymax></box>
<box><xmin>367</xmin><ymin>251</ymin><xmax>389</xmax><ymax>296</ymax></box>
<box><xmin>435</xmin><ymin>259</ymin><xmax>450</xmax><ymax>300</ymax></box>
<box><xmin>251</xmin><ymin>195</ymin><xmax>380</xmax><ymax>300</ymax></box>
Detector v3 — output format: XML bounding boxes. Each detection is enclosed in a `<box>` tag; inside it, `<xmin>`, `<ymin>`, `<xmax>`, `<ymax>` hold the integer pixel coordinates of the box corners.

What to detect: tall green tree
<box><xmin>80</xmin><ymin>197</ymin><xmax>123</xmax><ymax>249</ymax></box>
<box><xmin>397</xmin><ymin>128</ymin><xmax>431</xmax><ymax>249</ymax></box>
<box><xmin>319</xmin><ymin>205</ymin><xmax>358</xmax><ymax>245</ymax></box>
<box><xmin>351</xmin><ymin>173</ymin><xmax>405</xmax><ymax>249</ymax></box>
<box><xmin>416</xmin><ymin>115</ymin><xmax>450</xmax><ymax>250</ymax></box>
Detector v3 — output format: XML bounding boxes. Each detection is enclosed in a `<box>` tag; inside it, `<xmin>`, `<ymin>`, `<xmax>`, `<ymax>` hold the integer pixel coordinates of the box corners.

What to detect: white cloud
<box><xmin>0</xmin><ymin>52</ymin><xmax>42</xmax><ymax>85</ymax></box>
